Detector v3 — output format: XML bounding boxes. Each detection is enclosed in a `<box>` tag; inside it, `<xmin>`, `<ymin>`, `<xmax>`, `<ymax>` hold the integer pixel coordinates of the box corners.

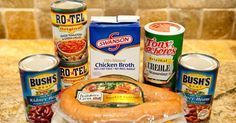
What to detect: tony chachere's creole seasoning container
<box><xmin>143</xmin><ymin>21</ymin><xmax>185</xmax><ymax>90</ymax></box>
<box><xmin>51</xmin><ymin>0</ymin><xmax>88</xmax><ymax>88</ymax></box>
<box><xmin>176</xmin><ymin>53</ymin><xmax>219</xmax><ymax>123</ymax></box>
<box><xmin>19</xmin><ymin>54</ymin><xmax>61</xmax><ymax>123</ymax></box>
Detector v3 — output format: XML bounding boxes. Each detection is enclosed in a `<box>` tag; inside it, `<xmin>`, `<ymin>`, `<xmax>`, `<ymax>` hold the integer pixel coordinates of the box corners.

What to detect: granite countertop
<box><xmin>0</xmin><ymin>40</ymin><xmax>236</xmax><ymax>123</ymax></box>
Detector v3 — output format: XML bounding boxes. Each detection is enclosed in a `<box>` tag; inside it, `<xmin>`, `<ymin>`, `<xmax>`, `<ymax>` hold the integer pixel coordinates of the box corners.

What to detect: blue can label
<box><xmin>176</xmin><ymin>65</ymin><xmax>218</xmax><ymax>122</ymax></box>
<box><xmin>21</xmin><ymin>68</ymin><xmax>61</xmax><ymax>106</ymax></box>
<box><xmin>20</xmin><ymin>67</ymin><xmax>61</xmax><ymax>122</ymax></box>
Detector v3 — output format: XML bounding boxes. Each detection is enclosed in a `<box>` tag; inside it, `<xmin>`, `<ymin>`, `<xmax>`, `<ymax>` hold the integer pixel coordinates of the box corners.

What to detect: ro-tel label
<box><xmin>51</xmin><ymin>10</ymin><xmax>87</xmax><ymax>42</ymax></box>
<box><xmin>60</xmin><ymin>63</ymin><xmax>89</xmax><ymax>88</ymax></box>
<box><xmin>51</xmin><ymin>7</ymin><xmax>89</xmax><ymax>86</ymax></box>
<box><xmin>76</xmin><ymin>81</ymin><xmax>144</xmax><ymax>108</ymax></box>
<box><xmin>51</xmin><ymin>11</ymin><xmax>86</xmax><ymax>26</ymax></box>
<box><xmin>22</xmin><ymin>69</ymin><xmax>61</xmax><ymax>106</ymax></box>
<box><xmin>144</xmin><ymin>37</ymin><xmax>177</xmax><ymax>83</ymax></box>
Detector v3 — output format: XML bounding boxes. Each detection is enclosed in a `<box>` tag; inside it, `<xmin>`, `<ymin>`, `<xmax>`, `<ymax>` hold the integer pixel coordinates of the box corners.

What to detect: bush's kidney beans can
<box><xmin>51</xmin><ymin>0</ymin><xmax>88</xmax><ymax>89</ymax></box>
<box><xmin>19</xmin><ymin>54</ymin><xmax>61</xmax><ymax>123</ymax></box>
<box><xmin>176</xmin><ymin>53</ymin><xmax>219</xmax><ymax>122</ymax></box>
<box><xmin>143</xmin><ymin>21</ymin><xmax>185</xmax><ymax>90</ymax></box>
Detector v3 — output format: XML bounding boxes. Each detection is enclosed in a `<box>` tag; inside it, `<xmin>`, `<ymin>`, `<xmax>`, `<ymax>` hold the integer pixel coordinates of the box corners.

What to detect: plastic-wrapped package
<box><xmin>52</xmin><ymin>103</ymin><xmax>186</xmax><ymax>123</ymax></box>
<box><xmin>51</xmin><ymin>103</ymin><xmax>77</xmax><ymax>123</ymax></box>
<box><xmin>51</xmin><ymin>78</ymin><xmax>187</xmax><ymax>123</ymax></box>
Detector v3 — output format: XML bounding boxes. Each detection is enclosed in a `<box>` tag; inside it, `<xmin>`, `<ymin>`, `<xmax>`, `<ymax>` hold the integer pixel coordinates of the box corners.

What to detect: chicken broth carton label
<box><xmin>89</xmin><ymin>16</ymin><xmax>140</xmax><ymax>80</ymax></box>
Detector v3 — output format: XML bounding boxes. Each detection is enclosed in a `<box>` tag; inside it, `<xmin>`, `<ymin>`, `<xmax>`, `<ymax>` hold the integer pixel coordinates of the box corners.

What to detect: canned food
<box><xmin>51</xmin><ymin>0</ymin><xmax>88</xmax><ymax>88</ymax></box>
<box><xmin>19</xmin><ymin>54</ymin><xmax>61</xmax><ymax>123</ymax></box>
<box><xmin>143</xmin><ymin>21</ymin><xmax>185</xmax><ymax>90</ymax></box>
<box><xmin>176</xmin><ymin>53</ymin><xmax>219</xmax><ymax>122</ymax></box>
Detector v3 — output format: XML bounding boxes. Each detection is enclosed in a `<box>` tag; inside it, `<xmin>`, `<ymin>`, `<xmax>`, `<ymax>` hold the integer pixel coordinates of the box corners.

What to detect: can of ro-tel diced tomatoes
<box><xmin>51</xmin><ymin>0</ymin><xmax>88</xmax><ymax>89</ymax></box>
<box><xmin>143</xmin><ymin>21</ymin><xmax>185</xmax><ymax>90</ymax></box>
<box><xmin>19</xmin><ymin>54</ymin><xmax>61</xmax><ymax>123</ymax></box>
<box><xmin>176</xmin><ymin>53</ymin><xmax>219</xmax><ymax>123</ymax></box>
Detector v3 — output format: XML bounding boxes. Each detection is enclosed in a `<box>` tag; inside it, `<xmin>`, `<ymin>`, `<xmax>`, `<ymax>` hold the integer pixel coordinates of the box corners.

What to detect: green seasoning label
<box><xmin>75</xmin><ymin>81</ymin><xmax>144</xmax><ymax>108</ymax></box>
<box><xmin>143</xmin><ymin>22</ymin><xmax>184</xmax><ymax>89</ymax></box>
<box><xmin>144</xmin><ymin>38</ymin><xmax>177</xmax><ymax>83</ymax></box>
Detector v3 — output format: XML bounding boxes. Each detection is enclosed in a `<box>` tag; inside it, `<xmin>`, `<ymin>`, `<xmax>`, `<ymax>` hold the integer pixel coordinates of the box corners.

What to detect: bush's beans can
<box><xmin>19</xmin><ymin>54</ymin><xmax>61</xmax><ymax>123</ymax></box>
<box><xmin>51</xmin><ymin>0</ymin><xmax>88</xmax><ymax>89</ymax></box>
<box><xmin>176</xmin><ymin>53</ymin><xmax>219</xmax><ymax>122</ymax></box>
<box><xmin>143</xmin><ymin>21</ymin><xmax>185</xmax><ymax>90</ymax></box>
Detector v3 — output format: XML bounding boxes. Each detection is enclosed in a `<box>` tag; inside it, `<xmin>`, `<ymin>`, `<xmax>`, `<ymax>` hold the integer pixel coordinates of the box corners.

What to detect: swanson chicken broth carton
<box><xmin>89</xmin><ymin>16</ymin><xmax>140</xmax><ymax>80</ymax></box>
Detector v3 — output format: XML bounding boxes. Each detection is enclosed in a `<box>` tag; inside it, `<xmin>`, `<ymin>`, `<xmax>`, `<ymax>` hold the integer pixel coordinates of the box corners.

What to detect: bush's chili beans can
<box><xmin>19</xmin><ymin>54</ymin><xmax>61</xmax><ymax>123</ymax></box>
<box><xmin>143</xmin><ymin>21</ymin><xmax>185</xmax><ymax>90</ymax></box>
<box><xmin>51</xmin><ymin>0</ymin><xmax>88</xmax><ymax>89</ymax></box>
<box><xmin>176</xmin><ymin>53</ymin><xmax>219</xmax><ymax>122</ymax></box>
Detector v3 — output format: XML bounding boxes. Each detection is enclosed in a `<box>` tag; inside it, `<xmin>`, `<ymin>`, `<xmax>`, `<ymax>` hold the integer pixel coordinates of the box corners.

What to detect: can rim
<box><xmin>144</xmin><ymin>21</ymin><xmax>185</xmax><ymax>36</ymax></box>
<box><xmin>18</xmin><ymin>54</ymin><xmax>60</xmax><ymax>72</ymax></box>
<box><xmin>178</xmin><ymin>53</ymin><xmax>220</xmax><ymax>72</ymax></box>
<box><xmin>51</xmin><ymin>0</ymin><xmax>86</xmax><ymax>13</ymax></box>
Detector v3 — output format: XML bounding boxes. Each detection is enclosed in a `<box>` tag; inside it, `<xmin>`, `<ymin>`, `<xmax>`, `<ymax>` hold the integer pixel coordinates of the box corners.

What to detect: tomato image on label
<box><xmin>58</xmin><ymin>40</ymin><xmax>86</xmax><ymax>53</ymax></box>
<box><xmin>57</xmin><ymin>39</ymin><xmax>87</xmax><ymax>62</ymax></box>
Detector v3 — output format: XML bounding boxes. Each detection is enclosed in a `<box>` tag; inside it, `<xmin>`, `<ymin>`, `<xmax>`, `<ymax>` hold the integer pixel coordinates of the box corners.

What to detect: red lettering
<box><xmin>145</xmin><ymin>38</ymin><xmax>177</xmax><ymax>55</ymax></box>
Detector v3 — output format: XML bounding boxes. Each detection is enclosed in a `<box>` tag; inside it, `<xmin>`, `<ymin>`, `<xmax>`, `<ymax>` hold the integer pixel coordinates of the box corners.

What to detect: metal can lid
<box><xmin>51</xmin><ymin>0</ymin><xmax>86</xmax><ymax>13</ymax></box>
<box><xmin>19</xmin><ymin>54</ymin><xmax>59</xmax><ymax>72</ymax></box>
<box><xmin>179</xmin><ymin>53</ymin><xmax>219</xmax><ymax>71</ymax></box>
<box><xmin>144</xmin><ymin>21</ymin><xmax>185</xmax><ymax>36</ymax></box>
